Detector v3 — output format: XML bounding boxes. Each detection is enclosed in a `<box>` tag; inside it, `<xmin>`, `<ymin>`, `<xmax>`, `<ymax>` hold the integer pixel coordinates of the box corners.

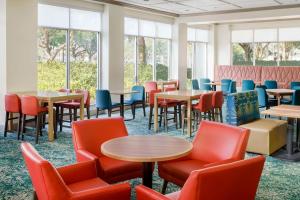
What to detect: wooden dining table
<box><xmin>15</xmin><ymin>91</ymin><xmax>84</xmax><ymax>141</ymax></box>
<box><xmin>157</xmin><ymin>80</ymin><xmax>178</xmax><ymax>91</ymax></box>
<box><xmin>101</xmin><ymin>135</ymin><xmax>193</xmax><ymax>188</ymax></box>
<box><xmin>110</xmin><ymin>90</ymin><xmax>139</xmax><ymax>118</ymax></box>
<box><xmin>154</xmin><ymin>90</ymin><xmax>213</xmax><ymax>136</ymax></box>
<box><xmin>266</xmin><ymin>89</ymin><xmax>294</xmax><ymax>105</ymax></box>
<box><xmin>261</xmin><ymin>105</ymin><xmax>300</xmax><ymax>161</ymax></box>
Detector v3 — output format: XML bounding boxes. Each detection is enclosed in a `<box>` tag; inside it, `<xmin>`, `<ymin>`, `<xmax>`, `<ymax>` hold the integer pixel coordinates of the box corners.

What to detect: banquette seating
<box><xmin>215</xmin><ymin>65</ymin><xmax>300</xmax><ymax>88</ymax></box>
<box><xmin>226</xmin><ymin>91</ymin><xmax>287</xmax><ymax>155</ymax></box>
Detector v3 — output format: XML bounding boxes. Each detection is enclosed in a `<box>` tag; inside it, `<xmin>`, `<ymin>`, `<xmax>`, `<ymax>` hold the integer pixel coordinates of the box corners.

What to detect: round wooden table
<box><xmin>101</xmin><ymin>135</ymin><xmax>193</xmax><ymax>188</ymax></box>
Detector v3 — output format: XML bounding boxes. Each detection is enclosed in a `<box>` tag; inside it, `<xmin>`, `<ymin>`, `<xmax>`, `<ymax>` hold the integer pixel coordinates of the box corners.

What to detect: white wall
<box><xmin>215</xmin><ymin>24</ymin><xmax>231</xmax><ymax>66</ymax></box>
<box><xmin>6</xmin><ymin>0</ymin><xmax>38</xmax><ymax>93</ymax></box>
<box><xmin>0</xmin><ymin>0</ymin><xmax>37</xmax><ymax>126</ymax></box>
<box><xmin>0</xmin><ymin>0</ymin><xmax>7</xmax><ymax>125</ymax></box>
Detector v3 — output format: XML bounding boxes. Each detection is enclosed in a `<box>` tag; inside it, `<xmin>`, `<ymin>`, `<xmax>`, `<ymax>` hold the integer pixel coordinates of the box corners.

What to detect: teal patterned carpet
<box><xmin>0</xmin><ymin>108</ymin><xmax>300</xmax><ymax>200</ymax></box>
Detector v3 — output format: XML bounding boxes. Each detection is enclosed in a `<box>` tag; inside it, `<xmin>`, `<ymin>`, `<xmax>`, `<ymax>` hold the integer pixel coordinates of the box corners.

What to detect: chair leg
<box><xmin>35</xmin><ymin>115</ymin><xmax>40</xmax><ymax>144</ymax></box>
<box><xmin>4</xmin><ymin>112</ymin><xmax>9</xmax><ymax>137</ymax></box>
<box><xmin>161</xmin><ymin>180</ymin><xmax>168</xmax><ymax>194</ymax></box>
<box><xmin>148</xmin><ymin>106</ymin><xmax>153</xmax><ymax>130</ymax></box>
<box><xmin>59</xmin><ymin>107</ymin><xmax>64</xmax><ymax>132</ymax></box>
<box><xmin>178</xmin><ymin>104</ymin><xmax>182</xmax><ymax>128</ymax></box>
<box><xmin>182</xmin><ymin>107</ymin><xmax>186</xmax><ymax>134</ymax></box>
<box><xmin>174</xmin><ymin>106</ymin><xmax>178</xmax><ymax>129</ymax></box>
<box><xmin>17</xmin><ymin>113</ymin><xmax>22</xmax><ymax>140</ymax></box>
<box><xmin>211</xmin><ymin>109</ymin><xmax>215</xmax><ymax>121</ymax></box>
<box><xmin>73</xmin><ymin>108</ymin><xmax>77</xmax><ymax>121</ymax></box>
<box><xmin>55</xmin><ymin>105</ymin><xmax>59</xmax><ymax>133</ymax></box>
<box><xmin>108</xmin><ymin>109</ymin><xmax>112</xmax><ymax>117</ymax></box>
<box><xmin>33</xmin><ymin>191</ymin><xmax>38</xmax><ymax>200</ymax></box>
<box><xmin>96</xmin><ymin>108</ymin><xmax>99</xmax><ymax>118</ymax></box>
<box><xmin>131</xmin><ymin>105</ymin><xmax>135</xmax><ymax>119</ymax></box>
<box><xmin>69</xmin><ymin>108</ymin><xmax>72</xmax><ymax>122</ymax></box>
<box><xmin>142</xmin><ymin>102</ymin><xmax>146</xmax><ymax>117</ymax></box>
<box><xmin>133</xmin><ymin>104</ymin><xmax>136</xmax><ymax>119</ymax></box>
<box><xmin>159</xmin><ymin>107</ymin><xmax>163</xmax><ymax>127</ymax></box>
<box><xmin>220</xmin><ymin>108</ymin><xmax>223</xmax><ymax>123</ymax></box>
<box><xmin>87</xmin><ymin>106</ymin><xmax>90</xmax><ymax>119</ymax></box>
<box><xmin>164</xmin><ymin>107</ymin><xmax>168</xmax><ymax>131</ymax></box>
<box><xmin>22</xmin><ymin>114</ymin><xmax>26</xmax><ymax>140</ymax></box>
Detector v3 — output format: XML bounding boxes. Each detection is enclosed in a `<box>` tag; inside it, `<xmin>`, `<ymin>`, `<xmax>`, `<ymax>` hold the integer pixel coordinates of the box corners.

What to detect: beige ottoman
<box><xmin>239</xmin><ymin>119</ymin><xmax>287</xmax><ymax>155</ymax></box>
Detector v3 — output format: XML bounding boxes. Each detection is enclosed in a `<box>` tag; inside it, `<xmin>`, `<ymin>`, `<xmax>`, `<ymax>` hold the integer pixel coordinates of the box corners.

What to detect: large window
<box><xmin>187</xmin><ymin>28</ymin><xmax>208</xmax><ymax>88</ymax></box>
<box><xmin>37</xmin><ymin>4</ymin><xmax>101</xmax><ymax>100</ymax></box>
<box><xmin>232</xmin><ymin>27</ymin><xmax>300</xmax><ymax>66</ymax></box>
<box><xmin>124</xmin><ymin>18</ymin><xmax>172</xmax><ymax>90</ymax></box>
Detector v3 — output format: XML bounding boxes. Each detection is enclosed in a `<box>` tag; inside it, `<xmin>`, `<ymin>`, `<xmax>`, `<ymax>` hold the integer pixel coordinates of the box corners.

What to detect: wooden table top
<box><xmin>110</xmin><ymin>90</ymin><xmax>139</xmax><ymax>95</ymax></box>
<box><xmin>156</xmin><ymin>90</ymin><xmax>212</xmax><ymax>100</ymax></box>
<box><xmin>101</xmin><ymin>135</ymin><xmax>193</xmax><ymax>162</ymax></box>
<box><xmin>15</xmin><ymin>91</ymin><xmax>83</xmax><ymax>101</ymax></box>
<box><xmin>272</xmin><ymin>105</ymin><xmax>300</xmax><ymax>111</ymax></box>
<box><xmin>261</xmin><ymin>108</ymin><xmax>300</xmax><ymax>119</ymax></box>
<box><xmin>266</xmin><ymin>89</ymin><xmax>294</xmax><ymax>95</ymax></box>
<box><xmin>157</xmin><ymin>80</ymin><xmax>177</xmax><ymax>85</ymax></box>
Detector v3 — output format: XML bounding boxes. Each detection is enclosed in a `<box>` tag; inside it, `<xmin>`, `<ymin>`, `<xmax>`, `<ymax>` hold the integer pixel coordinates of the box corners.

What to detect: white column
<box><xmin>172</xmin><ymin>22</ymin><xmax>187</xmax><ymax>89</ymax></box>
<box><xmin>0</xmin><ymin>0</ymin><xmax>38</xmax><ymax>126</ymax></box>
<box><xmin>101</xmin><ymin>4</ymin><xmax>124</xmax><ymax>93</ymax></box>
<box><xmin>207</xmin><ymin>24</ymin><xmax>216</xmax><ymax>80</ymax></box>
<box><xmin>0</xmin><ymin>0</ymin><xmax>7</xmax><ymax>125</ymax></box>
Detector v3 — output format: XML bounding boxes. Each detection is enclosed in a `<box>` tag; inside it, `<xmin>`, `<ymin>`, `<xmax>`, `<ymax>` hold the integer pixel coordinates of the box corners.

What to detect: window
<box><xmin>37</xmin><ymin>4</ymin><xmax>101</xmax><ymax>100</ymax></box>
<box><xmin>187</xmin><ymin>28</ymin><xmax>209</xmax><ymax>88</ymax></box>
<box><xmin>232</xmin><ymin>27</ymin><xmax>300</xmax><ymax>66</ymax></box>
<box><xmin>124</xmin><ymin>17</ymin><xmax>172</xmax><ymax>90</ymax></box>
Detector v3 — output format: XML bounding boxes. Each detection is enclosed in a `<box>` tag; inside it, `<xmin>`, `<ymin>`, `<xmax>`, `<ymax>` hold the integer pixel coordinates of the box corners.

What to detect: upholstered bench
<box><xmin>226</xmin><ymin>91</ymin><xmax>287</xmax><ymax>155</ymax></box>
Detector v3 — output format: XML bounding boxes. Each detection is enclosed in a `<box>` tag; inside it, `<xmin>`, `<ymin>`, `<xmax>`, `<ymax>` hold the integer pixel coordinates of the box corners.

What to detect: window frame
<box><xmin>123</xmin><ymin>17</ymin><xmax>172</xmax><ymax>87</ymax></box>
<box><xmin>37</xmin><ymin>4</ymin><xmax>102</xmax><ymax>90</ymax></box>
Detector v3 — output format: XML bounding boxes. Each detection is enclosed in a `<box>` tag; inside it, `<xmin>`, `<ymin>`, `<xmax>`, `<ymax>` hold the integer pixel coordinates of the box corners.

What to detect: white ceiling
<box><xmin>113</xmin><ymin>0</ymin><xmax>300</xmax><ymax>15</ymax></box>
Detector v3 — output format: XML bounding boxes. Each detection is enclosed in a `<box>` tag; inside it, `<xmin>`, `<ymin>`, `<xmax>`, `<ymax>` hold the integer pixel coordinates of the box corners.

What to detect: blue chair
<box><xmin>199</xmin><ymin>78</ymin><xmax>212</xmax><ymax>90</ymax></box>
<box><xmin>229</xmin><ymin>81</ymin><xmax>237</xmax><ymax>93</ymax></box>
<box><xmin>264</xmin><ymin>80</ymin><xmax>277</xmax><ymax>89</ymax></box>
<box><xmin>292</xmin><ymin>89</ymin><xmax>300</xmax><ymax>105</ymax></box>
<box><xmin>290</xmin><ymin>81</ymin><xmax>300</xmax><ymax>89</ymax></box>
<box><xmin>124</xmin><ymin>85</ymin><xmax>146</xmax><ymax>119</ymax></box>
<box><xmin>221</xmin><ymin>79</ymin><xmax>232</xmax><ymax>94</ymax></box>
<box><xmin>255</xmin><ymin>85</ymin><xmax>269</xmax><ymax>109</ymax></box>
<box><xmin>192</xmin><ymin>79</ymin><xmax>199</xmax><ymax>90</ymax></box>
<box><xmin>242</xmin><ymin>80</ymin><xmax>255</xmax><ymax>91</ymax></box>
<box><xmin>95</xmin><ymin>90</ymin><xmax>121</xmax><ymax>117</ymax></box>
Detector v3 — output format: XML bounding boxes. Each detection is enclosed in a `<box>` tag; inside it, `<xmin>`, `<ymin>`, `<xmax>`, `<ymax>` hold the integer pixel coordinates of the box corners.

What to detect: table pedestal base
<box><xmin>143</xmin><ymin>162</ymin><xmax>153</xmax><ymax>188</ymax></box>
<box><xmin>272</xmin><ymin>147</ymin><xmax>300</xmax><ymax>162</ymax></box>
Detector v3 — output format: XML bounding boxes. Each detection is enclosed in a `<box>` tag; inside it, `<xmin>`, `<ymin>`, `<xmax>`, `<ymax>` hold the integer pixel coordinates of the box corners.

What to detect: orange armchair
<box><xmin>137</xmin><ymin>156</ymin><xmax>265</xmax><ymax>200</ymax></box>
<box><xmin>158</xmin><ymin>120</ymin><xmax>250</xmax><ymax>193</ymax></box>
<box><xmin>20</xmin><ymin>142</ymin><xmax>131</xmax><ymax>200</ymax></box>
<box><xmin>72</xmin><ymin>117</ymin><xmax>143</xmax><ymax>183</ymax></box>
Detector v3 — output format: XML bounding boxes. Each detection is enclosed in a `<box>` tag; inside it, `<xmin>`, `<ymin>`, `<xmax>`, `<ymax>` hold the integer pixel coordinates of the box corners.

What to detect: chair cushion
<box><xmin>60</xmin><ymin>102</ymin><xmax>80</xmax><ymax>108</ymax></box>
<box><xmin>166</xmin><ymin>191</ymin><xmax>181</xmax><ymax>200</ymax></box>
<box><xmin>159</xmin><ymin>159</ymin><xmax>208</xmax><ymax>181</ymax></box>
<box><xmin>67</xmin><ymin>177</ymin><xmax>108</xmax><ymax>192</ymax></box>
<box><xmin>99</xmin><ymin>157</ymin><xmax>142</xmax><ymax>178</ymax></box>
<box><xmin>38</xmin><ymin>106</ymin><xmax>48</xmax><ymax>113</ymax></box>
<box><xmin>124</xmin><ymin>100</ymin><xmax>134</xmax><ymax>105</ymax></box>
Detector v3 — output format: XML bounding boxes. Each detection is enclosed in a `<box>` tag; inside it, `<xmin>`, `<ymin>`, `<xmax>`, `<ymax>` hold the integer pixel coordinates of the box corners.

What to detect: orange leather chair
<box><xmin>21</xmin><ymin>96</ymin><xmax>50</xmax><ymax>144</ymax></box>
<box><xmin>212</xmin><ymin>91</ymin><xmax>224</xmax><ymax>122</ymax></box>
<box><xmin>4</xmin><ymin>94</ymin><xmax>22</xmax><ymax>139</ymax></box>
<box><xmin>136</xmin><ymin>156</ymin><xmax>265</xmax><ymax>200</ymax></box>
<box><xmin>72</xmin><ymin>117</ymin><xmax>143</xmax><ymax>183</ymax></box>
<box><xmin>158</xmin><ymin>120</ymin><xmax>250</xmax><ymax>193</ymax></box>
<box><xmin>21</xmin><ymin>142</ymin><xmax>131</xmax><ymax>200</ymax></box>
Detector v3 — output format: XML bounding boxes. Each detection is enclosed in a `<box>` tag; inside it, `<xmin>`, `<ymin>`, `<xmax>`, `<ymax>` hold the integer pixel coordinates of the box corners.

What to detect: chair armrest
<box><xmin>76</xmin><ymin>149</ymin><xmax>98</xmax><ymax>162</ymax></box>
<box><xmin>204</xmin><ymin>158</ymin><xmax>236</xmax><ymax>168</ymax></box>
<box><xmin>136</xmin><ymin>185</ymin><xmax>170</xmax><ymax>200</ymax></box>
<box><xmin>72</xmin><ymin>182</ymin><xmax>131</xmax><ymax>200</ymax></box>
<box><xmin>57</xmin><ymin>160</ymin><xmax>97</xmax><ymax>185</ymax></box>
